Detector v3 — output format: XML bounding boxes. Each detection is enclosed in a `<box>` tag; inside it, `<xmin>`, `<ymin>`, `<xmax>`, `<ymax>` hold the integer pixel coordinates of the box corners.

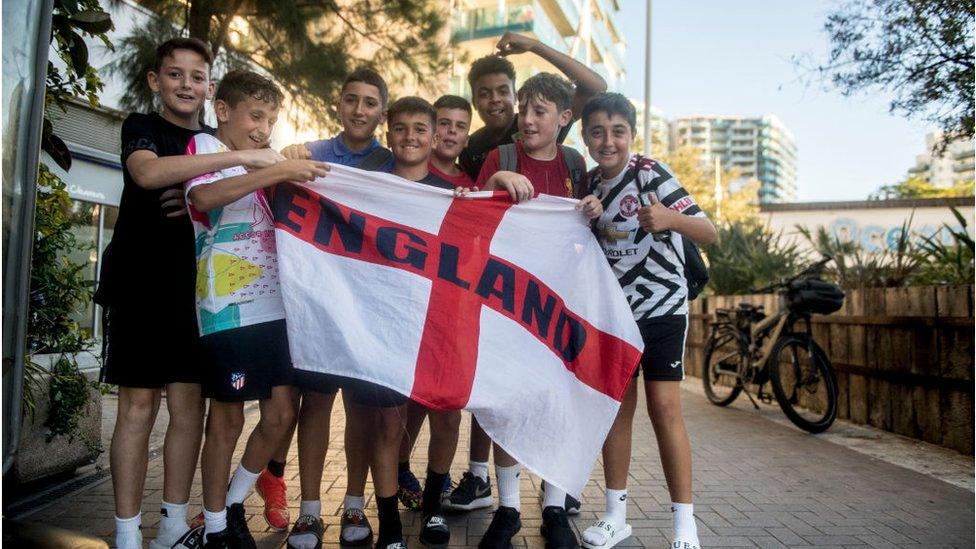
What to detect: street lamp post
<box><xmin>643</xmin><ymin>0</ymin><xmax>652</xmax><ymax>157</ymax></box>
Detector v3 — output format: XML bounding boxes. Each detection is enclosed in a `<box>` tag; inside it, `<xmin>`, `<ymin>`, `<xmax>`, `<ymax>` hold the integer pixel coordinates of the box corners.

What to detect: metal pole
<box><xmin>714</xmin><ymin>155</ymin><xmax>723</xmax><ymax>222</ymax></box>
<box><xmin>642</xmin><ymin>0</ymin><xmax>652</xmax><ymax>156</ymax></box>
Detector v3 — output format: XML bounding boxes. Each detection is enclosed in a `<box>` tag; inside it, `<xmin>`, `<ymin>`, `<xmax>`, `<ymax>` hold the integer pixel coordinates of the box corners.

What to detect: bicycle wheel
<box><xmin>768</xmin><ymin>334</ymin><xmax>838</xmax><ymax>433</ymax></box>
<box><xmin>702</xmin><ymin>331</ymin><xmax>744</xmax><ymax>406</ymax></box>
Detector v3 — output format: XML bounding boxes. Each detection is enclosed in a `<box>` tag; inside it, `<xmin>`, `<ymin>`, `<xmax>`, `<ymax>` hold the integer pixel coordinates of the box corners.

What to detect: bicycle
<box><xmin>701</xmin><ymin>256</ymin><xmax>845</xmax><ymax>433</ymax></box>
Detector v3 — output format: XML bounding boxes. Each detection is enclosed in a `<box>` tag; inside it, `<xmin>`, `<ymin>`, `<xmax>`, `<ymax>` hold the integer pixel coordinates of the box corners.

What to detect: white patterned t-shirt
<box><xmin>184</xmin><ymin>133</ymin><xmax>285</xmax><ymax>336</ymax></box>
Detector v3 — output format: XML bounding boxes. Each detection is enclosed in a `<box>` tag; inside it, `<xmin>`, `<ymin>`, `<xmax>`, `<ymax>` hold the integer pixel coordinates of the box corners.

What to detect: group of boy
<box><xmin>100</xmin><ymin>27</ymin><xmax>712</xmax><ymax>549</ymax></box>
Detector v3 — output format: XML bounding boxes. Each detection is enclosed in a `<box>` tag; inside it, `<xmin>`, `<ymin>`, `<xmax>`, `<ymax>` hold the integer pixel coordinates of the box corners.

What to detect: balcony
<box><xmin>591</xmin><ymin>17</ymin><xmax>624</xmax><ymax>67</ymax></box>
<box><xmin>453</xmin><ymin>2</ymin><xmax>565</xmax><ymax>50</ymax></box>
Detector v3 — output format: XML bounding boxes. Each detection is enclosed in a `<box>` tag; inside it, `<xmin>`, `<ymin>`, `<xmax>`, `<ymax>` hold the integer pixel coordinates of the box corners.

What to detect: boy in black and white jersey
<box><xmin>579</xmin><ymin>93</ymin><xmax>717</xmax><ymax>549</ymax></box>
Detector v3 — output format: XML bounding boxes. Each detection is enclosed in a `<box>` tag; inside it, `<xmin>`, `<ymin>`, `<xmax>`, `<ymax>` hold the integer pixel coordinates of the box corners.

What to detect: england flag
<box><xmin>272</xmin><ymin>164</ymin><xmax>643</xmax><ymax>496</ymax></box>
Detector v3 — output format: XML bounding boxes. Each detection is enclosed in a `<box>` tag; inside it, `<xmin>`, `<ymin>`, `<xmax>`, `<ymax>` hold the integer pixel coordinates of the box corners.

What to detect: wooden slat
<box><xmin>691</xmin><ymin>313</ymin><xmax>973</xmax><ymax>327</ymax></box>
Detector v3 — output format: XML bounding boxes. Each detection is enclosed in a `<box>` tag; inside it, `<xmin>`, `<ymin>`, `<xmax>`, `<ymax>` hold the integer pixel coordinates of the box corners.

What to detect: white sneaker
<box><xmin>581</xmin><ymin>519</ymin><xmax>632</xmax><ymax>549</ymax></box>
<box><xmin>150</xmin><ymin>526</ymin><xmax>203</xmax><ymax>549</ymax></box>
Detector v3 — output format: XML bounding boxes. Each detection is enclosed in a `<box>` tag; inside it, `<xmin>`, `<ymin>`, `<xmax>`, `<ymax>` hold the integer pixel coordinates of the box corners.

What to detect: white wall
<box><xmin>762</xmin><ymin>201</ymin><xmax>975</xmax><ymax>254</ymax></box>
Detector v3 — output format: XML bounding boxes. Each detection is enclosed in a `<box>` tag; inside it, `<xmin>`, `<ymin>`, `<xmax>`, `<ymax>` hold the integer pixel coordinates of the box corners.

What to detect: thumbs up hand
<box><xmin>637</xmin><ymin>193</ymin><xmax>675</xmax><ymax>233</ymax></box>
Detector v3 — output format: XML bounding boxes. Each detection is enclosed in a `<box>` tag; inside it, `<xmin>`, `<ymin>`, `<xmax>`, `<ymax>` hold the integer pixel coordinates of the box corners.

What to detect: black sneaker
<box><xmin>202</xmin><ymin>528</ymin><xmax>233</xmax><ymax>549</ymax></box>
<box><xmin>541</xmin><ymin>506</ymin><xmax>579</xmax><ymax>549</ymax></box>
<box><xmin>478</xmin><ymin>506</ymin><xmax>521</xmax><ymax>549</ymax></box>
<box><xmin>419</xmin><ymin>513</ymin><xmax>450</xmax><ymax>548</ymax></box>
<box><xmin>443</xmin><ymin>472</ymin><xmax>493</xmax><ymax>511</ymax></box>
<box><xmin>226</xmin><ymin>502</ymin><xmax>256</xmax><ymax>549</ymax></box>
<box><xmin>287</xmin><ymin>514</ymin><xmax>325</xmax><ymax>549</ymax></box>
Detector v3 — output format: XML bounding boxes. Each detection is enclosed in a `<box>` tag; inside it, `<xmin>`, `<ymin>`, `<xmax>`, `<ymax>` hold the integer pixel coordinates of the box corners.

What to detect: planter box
<box><xmin>10</xmin><ymin>353</ymin><xmax>102</xmax><ymax>483</ymax></box>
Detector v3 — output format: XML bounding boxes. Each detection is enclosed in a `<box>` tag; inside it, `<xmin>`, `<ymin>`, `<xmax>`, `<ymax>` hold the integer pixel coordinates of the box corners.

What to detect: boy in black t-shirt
<box><xmin>457</xmin><ymin>31</ymin><xmax>607</xmax><ymax>182</ymax></box>
<box><xmin>95</xmin><ymin>38</ymin><xmax>284</xmax><ymax>549</ymax></box>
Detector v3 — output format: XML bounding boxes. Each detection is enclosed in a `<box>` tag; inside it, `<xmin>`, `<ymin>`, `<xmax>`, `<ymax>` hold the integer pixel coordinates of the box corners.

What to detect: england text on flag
<box><xmin>272</xmin><ymin>164</ymin><xmax>643</xmax><ymax>496</ymax></box>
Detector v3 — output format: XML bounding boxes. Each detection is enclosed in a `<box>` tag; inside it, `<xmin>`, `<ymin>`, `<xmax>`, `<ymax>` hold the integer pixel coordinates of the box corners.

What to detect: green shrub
<box><xmin>703</xmin><ymin>222</ymin><xmax>804</xmax><ymax>295</ymax></box>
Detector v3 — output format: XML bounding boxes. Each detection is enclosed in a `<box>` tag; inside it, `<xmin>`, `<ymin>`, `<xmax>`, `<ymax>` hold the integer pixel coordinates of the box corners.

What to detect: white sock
<box><xmin>204</xmin><ymin>507</ymin><xmax>227</xmax><ymax>539</ymax></box>
<box><xmin>114</xmin><ymin>514</ymin><xmax>142</xmax><ymax>549</ymax></box>
<box><xmin>605</xmin><ymin>489</ymin><xmax>628</xmax><ymax>525</ymax></box>
<box><xmin>226</xmin><ymin>464</ymin><xmax>261</xmax><ymax>505</ymax></box>
<box><xmin>341</xmin><ymin>495</ymin><xmax>370</xmax><ymax>543</ymax></box>
<box><xmin>672</xmin><ymin>502</ymin><xmax>698</xmax><ymax>542</ymax></box>
<box><xmin>290</xmin><ymin>500</ymin><xmax>323</xmax><ymax>549</ymax></box>
<box><xmin>300</xmin><ymin>499</ymin><xmax>322</xmax><ymax>517</ymax></box>
<box><xmin>542</xmin><ymin>481</ymin><xmax>566</xmax><ymax>509</ymax></box>
<box><xmin>157</xmin><ymin>500</ymin><xmax>189</xmax><ymax>542</ymax></box>
<box><xmin>495</xmin><ymin>463</ymin><xmax>521</xmax><ymax>511</ymax></box>
<box><xmin>469</xmin><ymin>460</ymin><xmax>489</xmax><ymax>482</ymax></box>
<box><xmin>343</xmin><ymin>494</ymin><xmax>365</xmax><ymax>511</ymax></box>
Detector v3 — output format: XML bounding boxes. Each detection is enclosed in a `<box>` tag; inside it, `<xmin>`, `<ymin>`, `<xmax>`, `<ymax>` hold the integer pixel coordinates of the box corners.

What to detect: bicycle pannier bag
<box><xmin>787</xmin><ymin>280</ymin><xmax>844</xmax><ymax>314</ymax></box>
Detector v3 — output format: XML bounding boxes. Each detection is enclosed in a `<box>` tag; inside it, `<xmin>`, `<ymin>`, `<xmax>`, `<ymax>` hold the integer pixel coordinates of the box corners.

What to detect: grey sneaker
<box><xmin>443</xmin><ymin>471</ymin><xmax>493</xmax><ymax>511</ymax></box>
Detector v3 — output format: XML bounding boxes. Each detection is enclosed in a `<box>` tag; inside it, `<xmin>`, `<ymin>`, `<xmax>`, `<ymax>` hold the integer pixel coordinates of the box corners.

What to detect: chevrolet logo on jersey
<box><xmin>597</xmin><ymin>222</ymin><xmax>633</xmax><ymax>243</ymax></box>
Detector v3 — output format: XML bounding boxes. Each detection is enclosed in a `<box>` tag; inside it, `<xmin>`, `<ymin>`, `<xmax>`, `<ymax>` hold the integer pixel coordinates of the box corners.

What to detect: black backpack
<box><xmin>497</xmin><ymin>143</ymin><xmax>588</xmax><ymax>198</ymax></box>
<box><xmin>668</xmin><ymin>236</ymin><xmax>709</xmax><ymax>301</ymax></box>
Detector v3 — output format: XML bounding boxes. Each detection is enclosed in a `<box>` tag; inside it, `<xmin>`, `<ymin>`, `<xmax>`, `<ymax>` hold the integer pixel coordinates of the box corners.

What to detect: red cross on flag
<box><xmin>273</xmin><ymin>164</ymin><xmax>643</xmax><ymax>496</ymax></box>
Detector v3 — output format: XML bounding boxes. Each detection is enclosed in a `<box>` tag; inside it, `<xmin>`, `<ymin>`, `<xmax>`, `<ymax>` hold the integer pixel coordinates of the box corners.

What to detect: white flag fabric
<box><xmin>272</xmin><ymin>164</ymin><xmax>643</xmax><ymax>496</ymax></box>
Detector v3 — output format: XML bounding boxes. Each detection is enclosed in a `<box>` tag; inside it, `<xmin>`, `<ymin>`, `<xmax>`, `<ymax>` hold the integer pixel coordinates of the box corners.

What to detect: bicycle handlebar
<box><xmin>747</xmin><ymin>255</ymin><xmax>833</xmax><ymax>294</ymax></box>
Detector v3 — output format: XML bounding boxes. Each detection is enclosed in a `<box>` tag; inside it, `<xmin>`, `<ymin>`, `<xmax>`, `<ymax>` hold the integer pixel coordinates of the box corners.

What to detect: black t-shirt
<box><xmin>458</xmin><ymin>114</ymin><xmax>574</xmax><ymax>181</ymax></box>
<box><xmin>415</xmin><ymin>171</ymin><xmax>454</xmax><ymax>190</ymax></box>
<box><xmin>95</xmin><ymin>112</ymin><xmax>214</xmax><ymax>307</ymax></box>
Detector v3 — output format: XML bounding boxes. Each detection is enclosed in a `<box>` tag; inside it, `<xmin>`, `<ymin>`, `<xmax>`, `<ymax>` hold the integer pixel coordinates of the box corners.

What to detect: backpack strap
<box><xmin>559</xmin><ymin>145</ymin><xmax>588</xmax><ymax>199</ymax></box>
<box><xmin>357</xmin><ymin>147</ymin><xmax>393</xmax><ymax>171</ymax></box>
<box><xmin>498</xmin><ymin>143</ymin><xmax>518</xmax><ymax>173</ymax></box>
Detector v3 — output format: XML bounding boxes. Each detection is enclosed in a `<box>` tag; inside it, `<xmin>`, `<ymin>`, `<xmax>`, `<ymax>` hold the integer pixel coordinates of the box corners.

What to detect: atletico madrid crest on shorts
<box><xmin>230</xmin><ymin>371</ymin><xmax>246</xmax><ymax>390</ymax></box>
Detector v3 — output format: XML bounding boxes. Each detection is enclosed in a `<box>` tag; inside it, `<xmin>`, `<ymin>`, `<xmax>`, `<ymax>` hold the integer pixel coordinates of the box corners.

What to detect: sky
<box><xmin>618</xmin><ymin>0</ymin><xmax>938</xmax><ymax>202</ymax></box>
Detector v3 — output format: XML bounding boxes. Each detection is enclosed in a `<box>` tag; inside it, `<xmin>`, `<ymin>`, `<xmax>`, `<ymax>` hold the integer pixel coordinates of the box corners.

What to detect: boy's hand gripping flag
<box><xmin>272</xmin><ymin>164</ymin><xmax>643</xmax><ymax>497</ymax></box>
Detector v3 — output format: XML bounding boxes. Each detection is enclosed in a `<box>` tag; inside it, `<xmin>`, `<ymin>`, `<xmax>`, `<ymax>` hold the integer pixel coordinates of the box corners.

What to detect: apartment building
<box><xmin>906</xmin><ymin>132</ymin><xmax>976</xmax><ymax>188</ymax></box>
<box><xmin>671</xmin><ymin>114</ymin><xmax>797</xmax><ymax>203</ymax></box>
<box><xmin>449</xmin><ymin>0</ymin><xmax>626</xmax><ymax>131</ymax></box>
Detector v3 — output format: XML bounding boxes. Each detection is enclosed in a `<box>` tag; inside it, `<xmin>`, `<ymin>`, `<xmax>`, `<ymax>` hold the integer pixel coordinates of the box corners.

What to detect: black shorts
<box><xmin>293</xmin><ymin>369</ymin><xmax>341</xmax><ymax>395</ymax></box>
<box><xmin>635</xmin><ymin>314</ymin><xmax>688</xmax><ymax>382</ymax></box>
<box><xmin>294</xmin><ymin>369</ymin><xmax>405</xmax><ymax>407</ymax></box>
<box><xmin>200</xmin><ymin>319</ymin><xmax>294</xmax><ymax>402</ymax></box>
<box><xmin>343</xmin><ymin>378</ymin><xmax>408</xmax><ymax>408</ymax></box>
<box><xmin>100</xmin><ymin>302</ymin><xmax>203</xmax><ymax>388</ymax></box>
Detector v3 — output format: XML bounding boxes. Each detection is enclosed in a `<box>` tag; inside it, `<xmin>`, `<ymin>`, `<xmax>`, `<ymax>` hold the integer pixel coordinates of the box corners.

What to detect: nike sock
<box><xmin>422</xmin><ymin>469</ymin><xmax>448</xmax><ymax>515</ymax></box>
<box><xmin>114</xmin><ymin>513</ymin><xmax>142</xmax><ymax>549</ymax></box>
<box><xmin>606</xmin><ymin>489</ymin><xmax>628</xmax><ymax>525</ymax></box>
<box><xmin>157</xmin><ymin>500</ymin><xmax>190</xmax><ymax>544</ymax></box>
<box><xmin>672</xmin><ymin>502</ymin><xmax>699</xmax><ymax>542</ymax></box>
<box><xmin>376</xmin><ymin>494</ymin><xmax>403</xmax><ymax>547</ymax></box>
<box><xmin>300</xmin><ymin>499</ymin><xmax>322</xmax><ymax>518</ymax></box>
<box><xmin>226</xmin><ymin>464</ymin><xmax>261</xmax><ymax>505</ymax></box>
<box><xmin>203</xmin><ymin>507</ymin><xmax>227</xmax><ymax>539</ymax></box>
<box><xmin>542</xmin><ymin>481</ymin><xmax>566</xmax><ymax>509</ymax></box>
<box><xmin>469</xmin><ymin>460</ymin><xmax>489</xmax><ymax>482</ymax></box>
<box><xmin>267</xmin><ymin>459</ymin><xmax>286</xmax><ymax>478</ymax></box>
<box><xmin>495</xmin><ymin>463</ymin><xmax>521</xmax><ymax>511</ymax></box>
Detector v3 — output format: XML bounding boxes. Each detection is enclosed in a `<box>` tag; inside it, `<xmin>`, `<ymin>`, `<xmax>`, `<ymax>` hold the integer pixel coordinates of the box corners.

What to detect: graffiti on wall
<box><xmin>828</xmin><ymin>218</ymin><xmax>968</xmax><ymax>252</ymax></box>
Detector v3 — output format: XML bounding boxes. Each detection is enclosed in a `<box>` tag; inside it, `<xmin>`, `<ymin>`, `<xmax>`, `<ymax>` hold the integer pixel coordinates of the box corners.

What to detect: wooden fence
<box><xmin>685</xmin><ymin>285</ymin><xmax>974</xmax><ymax>454</ymax></box>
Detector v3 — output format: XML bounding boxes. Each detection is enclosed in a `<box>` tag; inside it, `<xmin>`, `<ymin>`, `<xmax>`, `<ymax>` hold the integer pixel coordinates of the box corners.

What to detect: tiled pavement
<box><xmin>21</xmin><ymin>381</ymin><xmax>975</xmax><ymax>548</ymax></box>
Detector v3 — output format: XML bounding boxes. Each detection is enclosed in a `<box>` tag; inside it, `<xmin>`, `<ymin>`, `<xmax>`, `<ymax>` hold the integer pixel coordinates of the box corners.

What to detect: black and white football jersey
<box><xmin>589</xmin><ymin>154</ymin><xmax>706</xmax><ymax>320</ymax></box>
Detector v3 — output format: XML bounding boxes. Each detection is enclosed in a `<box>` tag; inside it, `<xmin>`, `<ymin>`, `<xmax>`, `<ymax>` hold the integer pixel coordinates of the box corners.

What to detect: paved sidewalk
<box><xmin>22</xmin><ymin>381</ymin><xmax>975</xmax><ymax>548</ymax></box>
